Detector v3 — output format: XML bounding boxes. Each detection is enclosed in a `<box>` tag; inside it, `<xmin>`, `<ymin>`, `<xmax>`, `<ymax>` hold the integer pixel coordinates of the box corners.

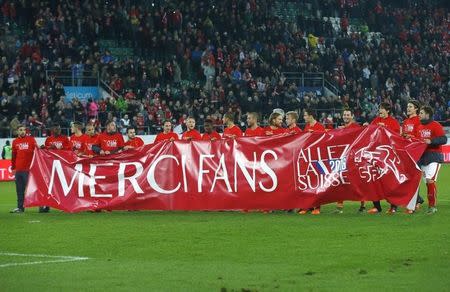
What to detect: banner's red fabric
<box><xmin>25</xmin><ymin>126</ymin><xmax>427</xmax><ymax>212</ymax></box>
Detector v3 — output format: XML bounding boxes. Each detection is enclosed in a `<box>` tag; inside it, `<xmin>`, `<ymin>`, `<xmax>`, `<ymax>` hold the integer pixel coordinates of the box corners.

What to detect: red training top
<box><xmin>95</xmin><ymin>132</ymin><xmax>125</xmax><ymax>152</ymax></box>
<box><xmin>45</xmin><ymin>135</ymin><xmax>71</xmax><ymax>150</ymax></box>
<box><xmin>83</xmin><ymin>134</ymin><xmax>98</xmax><ymax>156</ymax></box>
<box><xmin>223</xmin><ymin>125</ymin><xmax>243</xmax><ymax>138</ymax></box>
<box><xmin>12</xmin><ymin>136</ymin><xmax>37</xmax><ymax>171</ymax></box>
<box><xmin>244</xmin><ymin>126</ymin><xmax>265</xmax><ymax>137</ymax></box>
<box><xmin>343</xmin><ymin>122</ymin><xmax>361</xmax><ymax>129</ymax></box>
<box><xmin>70</xmin><ymin>134</ymin><xmax>87</xmax><ymax>152</ymax></box>
<box><xmin>402</xmin><ymin>116</ymin><xmax>420</xmax><ymax>138</ymax></box>
<box><xmin>416</xmin><ymin>121</ymin><xmax>446</xmax><ymax>153</ymax></box>
<box><xmin>265</xmin><ymin>126</ymin><xmax>286</xmax><ymax>136</ymax></box>
<box><xmin>202</xmin><ymin>131</ymin><xmax>221</xmax><ymax>141</ymax></box>
<box><xmin>154</xmin><ymin>132</ymin><xmax>179</xmax><ymax>143</ymax></box>
<box><xmin>182</xmin><ymin>129</ymin><xmax>202</xmax><ymax>141</ymax></box>
<box><xmin>124</xmin><ymin>137</ymin><xmax>144</xmax><ymax>148</ymax></box>
<box><xmin>304</xmin><ymin>122</ymin><xmax>326</xmax><ymax>132</ymax></box>
<box><xmin>287</xmin><ymin>125</ymin><xmax>303</xmax><ymax>134</ymax></box>
<box><xmin>371</xmin><ymin>116</ymin><xmax>400</xmax><ymax>133</ymax></box>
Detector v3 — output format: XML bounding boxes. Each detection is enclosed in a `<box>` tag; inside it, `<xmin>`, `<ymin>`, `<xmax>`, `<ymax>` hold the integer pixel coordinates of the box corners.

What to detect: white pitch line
<box><xmin>0</xmin><ymin>252</ymin><xmax>89</xmax><ymax>268</ymax></box>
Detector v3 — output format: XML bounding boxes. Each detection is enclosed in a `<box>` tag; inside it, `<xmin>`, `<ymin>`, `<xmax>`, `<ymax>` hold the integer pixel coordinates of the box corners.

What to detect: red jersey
<box><xmin>244</xmin><ymin>126</ymin><xmax>265</xmax><ymax>137</ymax></box>
<box><xmin>265</xmin><ymin>126</ymin><xmax>286</xmax><ymax>136</ymax></box>
<box><xmin>223</xmin><ymin>125</ymin><xmax>243</xmax><ymax>138</ymax></box>
<box><xmin>124</xmin><ymin>137</ymin><xmax>144</xmax><ymax>148</ymax></box>
<box><xmin>202</xmin><ymin>131</ymin><xmax>221</xmax><ymax>141</ymax></box>
<box><xmin>182</xmin><ymin>129</ymin><xmax>202</xmax><ymax>141</ymax></box>
<box><xmin>304</xmin><ymin>121</ymin><xmax>326</xmax><ymax>132</ymax></box>
<box><xmin>154</xmin><ymin>132</ymin><xmax>179</xmax><ymax>143</ymax></box>
<box><xmin>95</xmin><ymin>132</ymin><xmax>125</xmax><ymax>152</ymax></box>
<box><xmin>45</xmin><ymin>135</ymin><xmax>71</xmax><ymax>150</ymax></box>
<box><xmin>402</xmin><ymin>116</ymin><xmax>420</xmax><ymax>138</ymax></box>
<box><xmin>70</xmin><ymin>134</ymin><xmax>87</xmax><ymax>152</ymax></box>
<box><xmin>12</xmin><ymin>136</ymin><xmax>37</xmax><ymax>171</ymax></box>
<box><xmin>83</xmin><ymin>134</ymin><xmax>98</xmax><ymax>156</ymax></box>
<box><xmin>343</xmin><ymin>122</ymin><xmax>361</xmax><ymax>129</ymax></box>
<box><xmin>371</xmin><ymin>116</ymin><xmax>400</xmax><ymax>133</ymax></box>
<box><xmin>287</xmin><ymin>125</ymin><xmax>302</xmax><ymax>134</ymax></box>
<box><xmin>416</xmin><ymin>121</ymin><xmax>445</xmax><ymax>153</ymax></box>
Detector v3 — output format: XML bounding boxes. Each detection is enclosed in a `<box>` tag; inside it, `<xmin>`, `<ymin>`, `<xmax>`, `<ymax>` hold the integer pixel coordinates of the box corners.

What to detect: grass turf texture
<box><xmin>1</xmin><ymin>166</ymin><xmax>449</xmax><ymax>291</ymax></box>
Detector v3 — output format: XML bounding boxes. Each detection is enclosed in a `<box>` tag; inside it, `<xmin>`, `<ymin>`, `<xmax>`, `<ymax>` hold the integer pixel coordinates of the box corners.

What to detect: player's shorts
<box><xmin>420</xmin><ymin>163</ymin><xmax>441</xmax><ymax>181</ymax></box>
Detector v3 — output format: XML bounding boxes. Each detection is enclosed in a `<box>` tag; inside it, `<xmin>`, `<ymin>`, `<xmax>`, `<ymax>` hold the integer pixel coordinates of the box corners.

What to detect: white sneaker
<box><xmin>10</xmin><ymin>208</ymin><xmax>24</xmax><ymax>213</ymax></box>
<box><xmin>427</xmin><ymin>207</ymin><xmax>437</xmax><ymax>214</ymax></box>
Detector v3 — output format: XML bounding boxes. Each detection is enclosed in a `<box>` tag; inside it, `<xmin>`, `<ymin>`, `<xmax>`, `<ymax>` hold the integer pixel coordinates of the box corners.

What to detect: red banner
<box><xmin>442</xmin><ymin>145</ymin><xmax>450</xmax><ymax>163</ymax></box>
<box><xmin>25</xmin><ymin>126</ymin><xmax>427</xmax><ymax>212</ymax></box>
<box><xmin>0</xmin><ymin>160</ymin><xmax>14</xmax><ymax>181</ymax></box>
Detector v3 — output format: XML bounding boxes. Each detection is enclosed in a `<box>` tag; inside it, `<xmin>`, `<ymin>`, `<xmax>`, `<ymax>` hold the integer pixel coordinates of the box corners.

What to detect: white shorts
<box><xmin>421</xmin><ymin>163</ymin><xmax>441</xmax><ymax>181</ymax></box>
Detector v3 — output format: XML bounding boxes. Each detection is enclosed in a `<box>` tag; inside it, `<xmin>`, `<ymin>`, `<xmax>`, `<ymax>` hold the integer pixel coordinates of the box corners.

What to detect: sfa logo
<box><xmin>296</xmin><ymin>144</ymin><xmax>351</xmax><ymax>191</ymax></box>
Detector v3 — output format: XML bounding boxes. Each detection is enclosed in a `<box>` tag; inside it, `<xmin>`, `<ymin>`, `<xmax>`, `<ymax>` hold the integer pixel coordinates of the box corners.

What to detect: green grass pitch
<box><xmin>1</xmin><ymin>165</ymin><xmax>450</xmax><ymax>291</ymax></box>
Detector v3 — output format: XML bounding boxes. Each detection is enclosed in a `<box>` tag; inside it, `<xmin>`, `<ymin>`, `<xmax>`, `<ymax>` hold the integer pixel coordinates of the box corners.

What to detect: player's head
<box><xmin>419</xmin><ymin>105</ymin><xmax>434</xmax><ymax>121</ymax></box>
<box><xmin>204</xmin><ymin>119</ymin><xmax>214</xmax><ymax>134</ymax></box>
<box><xmin>246</xmin><ymin>112</ymin><xmax>259</xmax><ymax>128</ymax></box>
<box><xmin>51</xmin><ymin>123</ymin><xmax>61</xmax><ymax>135</ymax></box>
<box><xmin>85</xmin><ymin>123</ymin><xmax>96</xmax><ymax>136</ymax></box>
<box><xmin>407</xmin><ymin>99</ymin><xmax>421</xmax><ymax>117</ymax></box>
<box><xmin>379</xmin><ymin>102</ymin><xmax>391</xmax><ymax>118</ymax></box>
<box><xmin>285</xmin><ymin>111</ymin><xmax>298</xmax><ymax>127</ymax></box>
<box><xmin>71</xmin><ymin>121</ymin><xmax>84</xmax><ymax>134</ymax></box>
<box><xmin>186</xmin><ymin>116</ymin><xmax>196</xmax><ymax>130</ymax></box>
<box><xmin>303</xmin><ymin>108</ymin><xmax>316</xmax><ymax>124</ymax></box>
<box><xmin>342</xmin><ymin>108</ymin><xmax>355</xmax><ymax>124</ymax></box>
<box><xmin>126</xmin><ymin>126</ymin><xmax>136</xmax><ymax>139</ymax></box>
<box><xmin>105</xmin><ymin>120</ymin><xmax>117</xmax><ymax>133</ymax></box>
<box><xmin>222</xmin><ymin>113</ymin><xmax>234</xmax><ymax>126</ymax></box>
<box><xmin>17</xmin><ymin>125</ymin><xmax>27</xmax><ymax>138</ymax></box>
<box><xmin>163</xmin><ymin>120</ymin><xmax>172</xmax><ymax>133</ymax></box>
<box><xmin>269</xmin><ymin>112</ymin><xmax>283</xmax><ymax>128</ymax></box>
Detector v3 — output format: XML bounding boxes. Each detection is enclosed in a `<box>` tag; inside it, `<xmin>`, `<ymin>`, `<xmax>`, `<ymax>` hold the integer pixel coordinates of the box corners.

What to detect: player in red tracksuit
<box><xmin>92</xmin><ymin>120</ymin><xmax>125</xmax><ymax>155</ymax></box>
<box><xmin>202</xmin><ymin>119</ymin><xmax>221</xmax><ymax>141</ymax></box>
<box><xmin>415</xmin><ymin>106</ymin><xmax>447</xmax><ymax>214</ymax></box>
<box><xmin>154</xmin><ymin>120</ymin><xmax>179</xmax><ymax>143</ymax></box>
<box><xmin>222</xmin><ymin>113</ymin><xmax>243</xmax><ymax>138</ymax></box>
<box><xmin>265</xmin><ymin>112</ymin><xmax>286</xmax><ymax>136</ymax></box>
<box><xmin>10</xmin><ymin>125</ymin><xmax>37</xmax><ymax>213</ymax></box>
<box><xmin>44</xmin><ymin>124</ymin><xmax>71</xmax><ymax>150</ymax></box>
<box><xmin>244</xmin><ymin>112</ymin><xmax>265</xmax><ymax>137</ymax></box>
<box><xmin>298</xmin><ymin>109</ymin><xmax>326</xmax><ymax>215</ymax></box>
<box><xmin>124</xmin><ymin>126</ymin><xmax>144</xmax><ymax>150</ymax></box>
<box><xmin>181</xmin><ymin>117</ymin><xmax>202</xmax><ymax>141</ymax></box>
<box><xmin>285</xmin><ymin>111</ymin><xmax>302</xmax><ymax>134</ymax></box>
<box><xmin>82</xmin><ymin>123</ymin><xmax>98</xmax><ymax>157</ymax></box>
<box><xmin>70</xmin><ymin>121</ymin><xmax>87</xmax><ymax>155</ymax></box>
<box><xmin>367</xmin><ymin>102</ymin><xmax>401</xmax><ymax>214</ymax></box>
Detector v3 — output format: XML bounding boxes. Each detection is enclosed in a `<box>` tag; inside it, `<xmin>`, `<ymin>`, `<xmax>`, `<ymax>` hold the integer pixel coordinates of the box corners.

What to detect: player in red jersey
<box><xmin>124</xmin><ymin>126</ymin><xmax>145</xmax><ymax>149</ymax></box>
<box><xmin>92</xmin><ymin>120</ymin><xmax>125</xmax><ymax>155</ymax></box>
<box><xmin>367</xmin><ymin>103</ymin><xmax>401</xmax><ymax>214</ymax></box>
<box><xmin>154</xmin><ymin>120</ymin><xmax>179</xmax><ymax>143</ymax></box>
<box><xmin>69</xmin><ymin>121</ymin><xmax>87</xmax><ymax>155</ymax></box>
<box><xmin>244</xmin><ymin>112</ymin><xmax>265</xmax><ymax>137</ymax></box>
<box><xmin>402</xmin><ymin>100</ymin><xmax>421</xmax><ymax>139</ymax></box>
<box><xmin>415</xmin><ymin>106</ymin><xmax>447</xmax><ymax>214</ymax></box>
<box><xmin>265</xmin><ymin>112</ymin><xmax>286</xmax><ymax>136</ymax></box>
<box><xmin>44</xmin><ymin>124</ymin><xmax>71</xmax><ymax>150</ymax></box>
<box><xmin>82</xmin><ymin>123</ymin><xmax>98</xmax><ymax>157</ymax></box>
<box><xmin>182</xmin><ymin>117</ymin><xmax>202</xmax><ymax>141</ymax></box>
<box><xmin>299</xmin><ymin>109</ymin><xmax>325</xmax><ymax>215</ymax></box>
<box><xmin>223</xmin><ymin>113</ymin><xmax>243</xmax><ymax>138</ymax></box>
<box><xmin>285</xmin><ymin>111</ymin><xmax>302</xmax><ymax>134</ymax></box>
<box><xmin>202</xmin><ymin>119</ymin><xmax>221</xmax><ymax>141</ymax></box>
<box><xmin>10</xmin><ymin>125</ymin><xmax>37</xmax><ymax>213</ymax></box>
<box><xmin>303</xmin><ymin>109</ymin><xmax>326</xmax><ymax>133</ymax></box>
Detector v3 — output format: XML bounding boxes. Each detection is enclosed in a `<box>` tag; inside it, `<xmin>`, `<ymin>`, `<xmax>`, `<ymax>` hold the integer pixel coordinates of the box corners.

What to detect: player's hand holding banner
<box><xmin>25</xmin><ymin>126</ymin><xmax>426</xmax><ymax>212</ymax></box>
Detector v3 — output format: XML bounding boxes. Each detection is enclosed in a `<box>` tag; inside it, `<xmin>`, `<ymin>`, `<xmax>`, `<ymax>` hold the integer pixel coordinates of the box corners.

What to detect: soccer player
<box><xmin>124</xmin><ymin>126</ymin><xmax>144</xmax><ymax>150</ymax></box>
<box><xmin>70</xmin><ymin>121</ymin><xmax>87</xmax><ymax>155</ymax></box>
<box><xmin>367</xmin><ymin>102</ymin><xmax>401</xmax><ymax>214</ymax></box>
<box><xmin>154</xmin><ymin>120</ymin><xmax>179</xmax><ymax>143</ymax></box>
<box><xmin>415</xmin><ymin>106</ymin><xmax>447</xmax><ymax>214</ymax></box>
<box><xmin>44</xmin><ymin>123</ymin><xmax>71</xmax><ymax>150</ymax></box>
<box><xmin>285</xmin><ymin>111</ymin><xmax>302</xmax><ymax>134</ymax></box>
<box><xmin>202</xmin><ymin>119</ymin><xmax>221</xmax><ymax>141</ymax></box>
<box><xmin>10</xmin><ymin>125</ymin><xmax>37</xmax><ymax>213</ymax></box>
<box><xmin>402</xmin><ymin>100</ymin><xmax>421</xmax><ymax>139</ymax></box>
<box><xmin>223</xmin><ymin>113</ymin><xmax>243</xmax><ymax>138</ymax></box>
<box><xmin>82</xmin><ymin>123</ymin><xmax>98</xmax><ymax>157</ymax></box>
<box><xmin>92</xmin><ymin>120</ymin><xmax>125</xmax><ymax>155</ymax></box>
<box><xmin>299</xmin><ymin>109</ymin><xmax>325</xmax><ymax>215</ymax></box>
<box><xmin>303</xmin><ymin>109</ymin><xmax>326</xmax><ymax>132</ymax></box>
<box><xmin>181</xmin><ymin>117</ymin><xmax>202</xmax><ymax>141</ymax></box>
<box><xmin>244</xmin><ymin>112</ymin><xmax>265</xmax><ymax>137</ymax></box>
<box><xmin>265</xmin><ymin>112</ymin><xmax>286</xmax><ymax>136</ymax></box>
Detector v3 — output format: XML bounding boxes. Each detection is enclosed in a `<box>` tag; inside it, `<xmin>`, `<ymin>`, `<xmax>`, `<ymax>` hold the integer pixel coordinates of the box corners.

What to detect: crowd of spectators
<box><xmin>0</xmin><ymin>0</ymin><xmax>448</xmax><ymax>137</ymax></box>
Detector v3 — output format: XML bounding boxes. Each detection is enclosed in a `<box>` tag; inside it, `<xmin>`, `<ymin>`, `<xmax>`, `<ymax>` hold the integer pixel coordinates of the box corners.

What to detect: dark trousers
<box><xmin>15</xmin><ymin>171</ymin><xmax>29</xmax><ymax>210</ymax></box>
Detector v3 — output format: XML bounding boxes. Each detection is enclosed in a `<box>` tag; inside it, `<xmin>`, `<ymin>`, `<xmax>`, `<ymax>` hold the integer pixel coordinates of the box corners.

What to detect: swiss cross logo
<box><xmin>72</xmin><ymin>141</ymin><xmax>82</xmax><ymax>149</ymax></box>
<box><xmin>51</xmin><ymin>141</ymin><xmax>64</xmax><ymax>149</ymax></box>
<box><xmin>420</xmin><ymin>129</ymin><xmax>432</xmax><ymax>138</ymax></box>
<box><xmin>106</xmin><ymin>140</ymin><xmax>117</xmax><ymax>147</ymax></box>
<box><xmin>18</xmin><ymin>143</ymin><xmax>29</xmax><ymax>150</ymax></box>
<box><xmin>405</xmin><ymin>124</ymin><xmax>414</xmax><ymax>132</ymax></box>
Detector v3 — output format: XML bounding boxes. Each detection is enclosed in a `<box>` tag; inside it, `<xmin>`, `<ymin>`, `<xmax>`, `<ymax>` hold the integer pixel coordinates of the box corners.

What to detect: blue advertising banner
<box><xmin>64</xmin><ymin>86</ymin><xmax>100</xmax><ymax>102</ymax></box>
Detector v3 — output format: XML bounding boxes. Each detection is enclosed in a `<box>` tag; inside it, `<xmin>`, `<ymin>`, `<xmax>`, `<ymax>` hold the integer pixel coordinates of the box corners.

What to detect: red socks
<box><xmin>426</xmin><ymin>182</ymin><xmax>437</xmax><ymax>207</ymax></box>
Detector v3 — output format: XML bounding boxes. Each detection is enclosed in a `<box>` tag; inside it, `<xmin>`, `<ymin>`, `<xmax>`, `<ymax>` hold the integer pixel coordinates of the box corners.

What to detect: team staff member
<box><xmin>244</xmin><ymin>112</ymin><xmax>265</xmax><ymax>137</ymax></box>
<box><xmin>202</xmin><ymin>119</ymin><xmax>221</xmax><ymax>141</ymax></box>
<box><xmin>92</xmin><ymin>120</ymin><xmax>125</xmax><ymax>155</ymax></box>
<box><xmin>124</xmin><ymin>126</ymin><xmax>144</xmax><ymax>149</ymax></box>
<box><xmin>223</xmin><ymin>113</ymin><xmax>243</xmax><ymax>138</ymax></box>
<box><xmin>182</xmin><ymin>117</ymin><xmax>202</xmax><ymax>141</ymax></box>
<box><xmin>154</xmin><ymin>120</ymin><xmax>179</xmax><ymax>143</ymax></box>
<box><xmin>10</xmin><ymin>125</ymin><xmax>37</xmax><ymax>213</ymax></box>
<box><xmin>415</xmin><ymin>106</ymin><xmax>447</xmax><ymax>214</ymax></box>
